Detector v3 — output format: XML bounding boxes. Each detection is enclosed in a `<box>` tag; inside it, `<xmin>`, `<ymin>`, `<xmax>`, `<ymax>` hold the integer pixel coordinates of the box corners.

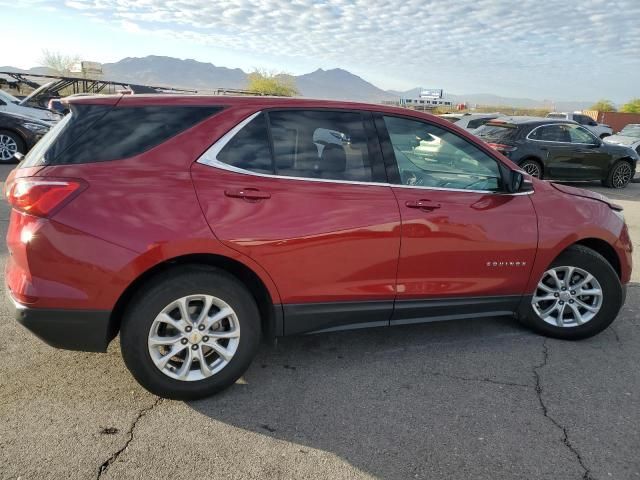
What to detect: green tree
<box><xmin>589</xmin><ymin>99</ymin><xmax>616</xmax><ymax>112</ymax></box>
<box><xmin>246</xmin><ymin>69</ymin><xmax>298</xmax><ymax>97</ymax></box>
<box><xmin>621</xmin><ymin>98</ymin><xmax>640</xmax><ymax>114</ymax></box>
<box><xmin>39</xmin><ymin>49</ymin><xmax>80</xmax><ymax>75</ymax></box>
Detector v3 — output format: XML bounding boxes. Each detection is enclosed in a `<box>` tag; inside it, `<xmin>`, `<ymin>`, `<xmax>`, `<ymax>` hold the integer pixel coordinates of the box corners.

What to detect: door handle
<box><xmin>405</xmin><ymin>200</ymin><xmax>441</xmax><ymax>211</ymax></box>
<box><xmin>225</xmin><ymin>188</ymin><xmax>271</xmax><ymax>200</ymax></box>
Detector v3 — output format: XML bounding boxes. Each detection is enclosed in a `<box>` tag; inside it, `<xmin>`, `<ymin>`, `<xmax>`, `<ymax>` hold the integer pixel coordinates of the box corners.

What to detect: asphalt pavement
<box><xmin>0</xmin><ymin>163</ymin><xmax>638</xmax><ymax>480</ymax></box>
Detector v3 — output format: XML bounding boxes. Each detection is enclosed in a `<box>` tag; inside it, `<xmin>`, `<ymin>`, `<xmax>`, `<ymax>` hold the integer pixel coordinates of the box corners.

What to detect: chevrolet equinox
<box><xmin>5</xmin><ymin>96</ymin><xmax>632</xmax><ymax>399</ymax></box>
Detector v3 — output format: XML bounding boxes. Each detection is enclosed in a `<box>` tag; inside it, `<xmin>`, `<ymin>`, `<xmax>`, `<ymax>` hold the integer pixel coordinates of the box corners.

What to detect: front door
<box><xmin>192</xmin><ymin>109</ymin><xmax>401</xmax><ymax>335</ymax></box>
<box><xmin>375</xmin><ymin>114</ymin><xmax>538</xmax><ymax>324</ymax></box>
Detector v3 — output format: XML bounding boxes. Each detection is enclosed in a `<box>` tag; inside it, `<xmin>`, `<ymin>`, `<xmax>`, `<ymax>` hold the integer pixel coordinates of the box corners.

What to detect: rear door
<box><xmin>192</xmin><ymin>109</ymin><xmax>401</xmax><ymax>335</ymax></box>
<box><xmin>528</xmin><ymin>124</ymin><xmax>584</xmax><ymax>179</ymax></box>
<box><xmin>375</xmin><ymin>114</ymin><xmax>538</xmax><ymax>324</ymax></box>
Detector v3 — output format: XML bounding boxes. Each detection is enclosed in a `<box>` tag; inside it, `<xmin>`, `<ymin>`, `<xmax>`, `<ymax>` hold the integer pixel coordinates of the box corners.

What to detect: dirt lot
<box><xmin>0</xmin><ymin>163</ymin><xmax>638</xmax><ymax>480</ymax></box>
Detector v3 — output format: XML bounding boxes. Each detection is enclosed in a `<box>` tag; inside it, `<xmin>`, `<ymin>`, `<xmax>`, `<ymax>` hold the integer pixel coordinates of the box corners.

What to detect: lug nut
<box><xmin>570</xmin><ymin>290</ymin><xmax>576</xmax><ymax>295</ymax></box>
<box><xmin>559</xmin><ymin>301</ymin><xmax>564</xmax><ymax>305</ymax></box>
<box><xmin>185</xmin><ymin>326</ymin><xmax>192</xmax><ymax>332</ymax></box>
<box><xmin>202</xmin><ymin>336</ymin><xmax>209</xmax><ymax>342</ymax></box>
<box><xmin>561</xmin><ymin>287</ymin><xmax>567</xmax><ymax>291</ymax></box>
<box><xmin>554</xmin><ymin>293</ymin><xmax>560</xmax><ymax>297</ymax></box>
<box><xmin>181</xmin><ymin>338</ymin><xmax>188</xmax><ymax>345</ymax></box>
<box><xmin>191</xmin><ymin>344</ymin><xmax>199</xmax><ymax>350</ymax></box>
<box><xmin>569</xmin><ymin>300</ymin><xmax>574</xmax><ymax>304</ymax></box>
<box><xmin>198</xmin><ymin>324</ymin><xmax>205</xmax><ymax>331</ymax></box>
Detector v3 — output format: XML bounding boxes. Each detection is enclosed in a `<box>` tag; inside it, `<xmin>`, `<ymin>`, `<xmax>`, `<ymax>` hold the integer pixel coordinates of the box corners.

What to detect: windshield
<box><xmin>19</xmin><ymin>81</ymin><xmax>55</xmax><ymax>106</ymax></box>
<box><xmin>620</xmin><ymin>125</ymin><xmax>640</xmax><ymax>138</ymax></box>
<box><xmin>0</xmin><ymin>90</ymin><xmax>20</xmax><ymax>104</ymax></box>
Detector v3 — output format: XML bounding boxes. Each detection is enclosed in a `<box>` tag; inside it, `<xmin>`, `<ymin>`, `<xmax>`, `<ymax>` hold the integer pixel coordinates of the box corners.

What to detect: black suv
<box><xmin>475</xmin><ymin>117</ymin><xmax>638</xmax><ymax>188</ymax></box>
<box><xmin>0</xmin><ymin>112</ymin><xmax>51</xmax><ymax>163</ymax></box>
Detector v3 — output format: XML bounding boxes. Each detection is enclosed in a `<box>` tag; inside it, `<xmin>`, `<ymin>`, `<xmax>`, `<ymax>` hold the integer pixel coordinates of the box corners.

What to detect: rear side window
<box><xmin>23</xmin><ymin>104</ymin><xmax>221</xmax><ymax>167</ymax></box>
<box><xmin>268</xmin><ymin>110</ymin><xmax>373</xmax><ymax>182</ymax></box>
<box><xmin>216</xmin><ymin>113</ymin><xmax>273</xmax><ymax>174</ymax></box>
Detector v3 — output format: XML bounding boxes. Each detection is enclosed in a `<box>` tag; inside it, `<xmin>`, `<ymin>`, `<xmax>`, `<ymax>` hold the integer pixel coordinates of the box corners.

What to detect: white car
<box><xmin>438</xmin><ymin>113</ymin><xmax>504</xmax><ymax>132</ymax></box>
<box><xmin>603</xmin><ymin>124</ymin><xmax>640</xmax><ymax>155</ymax></box>
<box><xmin>0</xmin><ymin>90</ymin><xmax>61</xmax><ymax>124</ymax></box>
<box><xmin>546</xmin><ymin>112</ymin><xmax>612</xmax><ymax>139</ymax></box>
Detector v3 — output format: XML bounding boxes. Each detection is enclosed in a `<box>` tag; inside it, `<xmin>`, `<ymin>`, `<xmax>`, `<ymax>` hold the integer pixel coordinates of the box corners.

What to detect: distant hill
<box><xmin>1</xmin><ymin>55</ymin><xmax>595</xmax><ymax>110</ymax></box>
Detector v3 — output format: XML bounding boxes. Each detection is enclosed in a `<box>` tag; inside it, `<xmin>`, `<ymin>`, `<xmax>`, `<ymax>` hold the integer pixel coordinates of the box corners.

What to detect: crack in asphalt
<box><xmin>96</xmin><ymin>397</ymin><xmax>162</xmax><ymax>479</ymax></box>
<box><xmin>431</xmin><ymin>371</ymin><xmax>530</xmax><ymax>388</ymax></box>
<box><xmin>533</xmin><ymin>340</ymin><xmax>594</xmax><ymax>480</ymax></box>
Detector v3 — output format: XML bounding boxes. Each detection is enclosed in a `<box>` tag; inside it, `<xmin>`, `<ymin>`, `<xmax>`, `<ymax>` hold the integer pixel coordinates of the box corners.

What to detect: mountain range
<box><xmin>0</xmin><ymin>55</ymin><xmax>594</xmax><ymax>110</ymax></box>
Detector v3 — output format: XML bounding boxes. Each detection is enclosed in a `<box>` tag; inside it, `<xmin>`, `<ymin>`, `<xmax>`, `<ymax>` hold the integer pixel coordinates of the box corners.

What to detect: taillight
<box><xmin>486</xmin><ymin>143</ymin><xmax>518</xmax><ymax>153</ymax></box>
<box><xmin>5</xmin><ymin>177</ymin><xmax>86</xmax><ymax>217</ymax></box>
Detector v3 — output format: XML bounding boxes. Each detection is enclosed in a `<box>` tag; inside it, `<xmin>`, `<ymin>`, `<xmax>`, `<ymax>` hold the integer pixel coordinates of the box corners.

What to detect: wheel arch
<box><xmin>567</xmin><ymin>238</ymin><xmax>621</xmax><ymax>279</ymax></box>
<box><xmin>108</xmin><ymin>253</ymin><xmax>282</xmax><ymax>346</ymax></box>
<box><xmin>0</xmin><ymin>127</ymin><xmax>27</xmax><ymax>147</ymax></box>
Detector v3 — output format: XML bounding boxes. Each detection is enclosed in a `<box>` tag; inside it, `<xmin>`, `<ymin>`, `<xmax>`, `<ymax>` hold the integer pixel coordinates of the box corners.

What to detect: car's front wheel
<box><xmin>120</xmin><ymin>266</ymin><xmax>261</xmax><ymax>400</ymax></box>
<box><xmin>518</xmin><ymin>245</ymin><xmax>623</xmax><ymax>340</ymax></box>
<box><xmin>603</xmin><ymin>160</ymin><xmax>633</xmax><ymax>189</ymax></box>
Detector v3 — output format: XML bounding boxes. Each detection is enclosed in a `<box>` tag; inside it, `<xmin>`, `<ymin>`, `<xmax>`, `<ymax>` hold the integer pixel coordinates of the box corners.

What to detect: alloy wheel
<box><xmin>612</xmin><ymin>162</ymin><xmax>632</xmax><ymax>188</ymax></box>
<box><xmin>532</xmin><ymin>266</ymin><xmax>603</xmax><ymax>327</ymax></box>
<box><xmin>0</xmin><ymin>134</ymin><xmax>18</xmax><ymax>161</ymax></box>
<box><xmin>148</xmin><ymin>295</ymin><xmax>240</xmax><ymax>381</ymax></box>
<box><xmin>522</xmin><ymin>162</ymin><xmax>541</xmax><ymax>178</ymax></box>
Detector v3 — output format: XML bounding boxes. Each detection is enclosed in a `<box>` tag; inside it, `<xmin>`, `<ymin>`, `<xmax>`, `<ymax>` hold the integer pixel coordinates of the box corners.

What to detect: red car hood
<box><xmin>550</xmin><ymin>182</ymin><xmax>622</xmax><ymax>211</ymax></box>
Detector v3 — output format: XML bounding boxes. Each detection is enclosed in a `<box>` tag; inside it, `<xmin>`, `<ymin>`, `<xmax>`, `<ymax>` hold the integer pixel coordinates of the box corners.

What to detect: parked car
<box><xmin>546</xmin><ymin>112</ymin><xmax>612</xmax><ymax>138</ymax></box>
<box><xmin>0</xmin><ymin>111</ymin><xmax>50</xmax><ymax>162</ymax></box>
<box><xmin>5</xmin><ymin>96</ymin><xmax>632</xmax><ymax>399</ymax></box>
<box><xmin>603</xmin><ymin>124</ymin><xmax>640</xmax><ymax>155</ymax></box>
<box><xmin>439</xmin><ymin>112</ymin><xmax>504</xmax><ymax>132</ymax></box>
<box><xmin>475</xmin><ymin>117</ymin><xmax>638</xmax><ymax>188</ymax></box>
<box><xmin>0</xmin><ymin>90</ymin><xmax>62</xmax><ymax>124</ymax></box>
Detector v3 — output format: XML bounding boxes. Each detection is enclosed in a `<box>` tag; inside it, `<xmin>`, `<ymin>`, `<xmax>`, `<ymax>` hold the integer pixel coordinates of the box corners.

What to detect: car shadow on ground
<box><xmin>185</xmin><ymin>309</ymin><xmax>627</xmax><ymax>479</ymax></box>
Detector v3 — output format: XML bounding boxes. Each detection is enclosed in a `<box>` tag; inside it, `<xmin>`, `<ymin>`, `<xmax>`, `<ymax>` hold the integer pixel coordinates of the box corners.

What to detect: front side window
<box><xmin>383</xmin><ymin>115</ymin><xmax>502</xmax><ymax>192</ymax></box>
<box><xmin>568</xmin><ymin>125</ymin><xmax>598</xmax><ymax>144</ymax></box>
<box><xmin>268</xmin><ymin>110</ymin><xmax>373</xmax><ymax>182</ymax></box>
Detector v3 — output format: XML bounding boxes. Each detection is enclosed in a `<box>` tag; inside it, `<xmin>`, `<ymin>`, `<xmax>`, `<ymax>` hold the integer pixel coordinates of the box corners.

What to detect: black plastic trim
<box><xmin>283</xmin><ymin>300</ymin><xmax>393</xmax><ymax>335</ymax></box>
<box><xmin>392</xmin><ymin>296</ymin><xmax>520</xmax><ymax>326</ymax></box>
<box><xmin>12</xmin><ymin>300</ymin><xmax>112</xmax><ymax>352</ymax></box>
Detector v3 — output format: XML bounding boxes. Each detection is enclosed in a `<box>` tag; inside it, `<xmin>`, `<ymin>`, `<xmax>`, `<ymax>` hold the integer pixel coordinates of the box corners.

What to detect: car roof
<box><xmin>486</xmin><ymin>116</ymin><xmax>578</xmax><ymax>126</ymax></box>
<box><xmin>65</xmin><ymin>93</ymin><xmax>474</xmax><ymax>131</ymax></box>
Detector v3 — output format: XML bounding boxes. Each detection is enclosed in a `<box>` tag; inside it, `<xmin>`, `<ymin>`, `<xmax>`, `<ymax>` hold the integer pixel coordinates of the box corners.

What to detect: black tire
<box><xmin>518</xmin><ymin>245</ymin><xmax>623</xmax><ymax>340</ymax></box>
<box><xmin>120</xmin><ymin>266</ymin><xmax>261</xmax><ymax>400</ymax></box>
<box><xmin>519</xmin><ymin>159</ymin><xmax>543</xmax><ymax>179</ymax></box>
<box><xmin>603</xmin><ymin>160</ymin><xmax>633</xmax><ymax>189</ymax></box>
<box><xmin>0</xmin><ymin>129</ymin><xmax>25</xmax><ymax>163</ymax></box>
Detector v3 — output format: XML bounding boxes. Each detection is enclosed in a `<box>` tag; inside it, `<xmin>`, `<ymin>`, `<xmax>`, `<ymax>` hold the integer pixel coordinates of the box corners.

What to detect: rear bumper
<box><xmin>9</xmin><ymin>294</ymin><xmax>113</xmax><ymax>352</ymax></box>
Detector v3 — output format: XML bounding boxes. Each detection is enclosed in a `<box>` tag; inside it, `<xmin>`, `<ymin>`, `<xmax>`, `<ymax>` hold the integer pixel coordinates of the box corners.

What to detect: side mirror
<box><xmin>501</xmin><ymin>166</ymin><xmax>534</xmax><ymax>193</ymax></box>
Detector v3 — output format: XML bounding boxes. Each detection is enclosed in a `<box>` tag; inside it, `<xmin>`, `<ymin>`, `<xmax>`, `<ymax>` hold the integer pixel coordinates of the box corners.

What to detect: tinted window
<box><xmin>384</xmin><ymin>115</ymin><xmax>502</xmax><ymax>191</ymax></box>
<box><xmin>268</xmin><ymin>110</ymin><xmax>373</xmax><ymax>182</ymax></box>
<box><xmin>217</xmin><ymin>113</ymin><xmax>273</xmax><ymax>173</ymax></box>
<box><xmin>531</xmin><ymin>125</ymin><xmax>571</xmax><ymax>142</ymax></box>
<box><xmin>568</xmin><ymin>125</ymin><xmax>598</xmax><ymax>144</ymax></box>
<box><xmin>475</xmin><ymin>123</ymin><xmax>519</xmax><ymax>143</ymax></box>
<box><xmin>25</xmin><ymin>104</ymin><xmax>221</xmax><ymax>166</ymax></box>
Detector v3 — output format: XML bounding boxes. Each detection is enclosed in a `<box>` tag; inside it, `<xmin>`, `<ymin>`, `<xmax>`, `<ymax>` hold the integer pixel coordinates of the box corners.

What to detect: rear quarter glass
<box><xmin>475</xmin><ymin>123</ymin><xmax>519</xmax><ymax>143</ymax></box>
<box><xmin>21</xmin><ymin>104</ymin><xmax>223</xmax><ymax>167</ymax></box>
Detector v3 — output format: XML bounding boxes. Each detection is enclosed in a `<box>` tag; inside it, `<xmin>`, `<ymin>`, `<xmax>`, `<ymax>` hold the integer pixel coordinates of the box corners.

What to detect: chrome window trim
<box><xmin>526</xmin><ymin>123</ymin><xmax>600</xmax><ymax>145</ymax></box>
<box><xmin>196</xmin><ymin>110</ymin><xmax>533</xmax><ymax>196</ymax></box>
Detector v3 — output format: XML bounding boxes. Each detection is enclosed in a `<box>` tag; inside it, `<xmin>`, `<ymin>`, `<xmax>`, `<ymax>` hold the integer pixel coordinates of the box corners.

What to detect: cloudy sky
<box><xmin>2</xmin><ymin>0</ymin><xmax>639</xmax><ymax>102</ymax></box>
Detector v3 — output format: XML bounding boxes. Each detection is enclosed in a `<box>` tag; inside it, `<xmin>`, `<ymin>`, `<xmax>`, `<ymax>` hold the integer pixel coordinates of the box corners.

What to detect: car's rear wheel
<box><xmin>603</xmin><ymin>160</ymin><xmax>633</xmax><ymax>189</ymax></box>
<box><xmin>0</xmin><ymin>130</ymin><xmax>24</xmax><ymax>163</ymax></box>
<box><xmin>519</xmin><ymin>159</ymin><xmax>543</xmax><ymax>179</ymax></box>
<box><xmin>120</xmin><ymin>266</ymin><xmax>261</xmax><ymax>400</ymax></box>
<box><xmin>518</xmin><ymin>245</ymin><xmax>623</xmax><ymax>340</ymax></box>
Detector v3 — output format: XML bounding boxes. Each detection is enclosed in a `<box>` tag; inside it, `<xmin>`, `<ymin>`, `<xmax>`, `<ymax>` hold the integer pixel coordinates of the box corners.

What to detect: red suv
<box><xmin>5</xmin><ymin>96</ymin><xmax>632</xmax><ymax>399</ymax></box>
